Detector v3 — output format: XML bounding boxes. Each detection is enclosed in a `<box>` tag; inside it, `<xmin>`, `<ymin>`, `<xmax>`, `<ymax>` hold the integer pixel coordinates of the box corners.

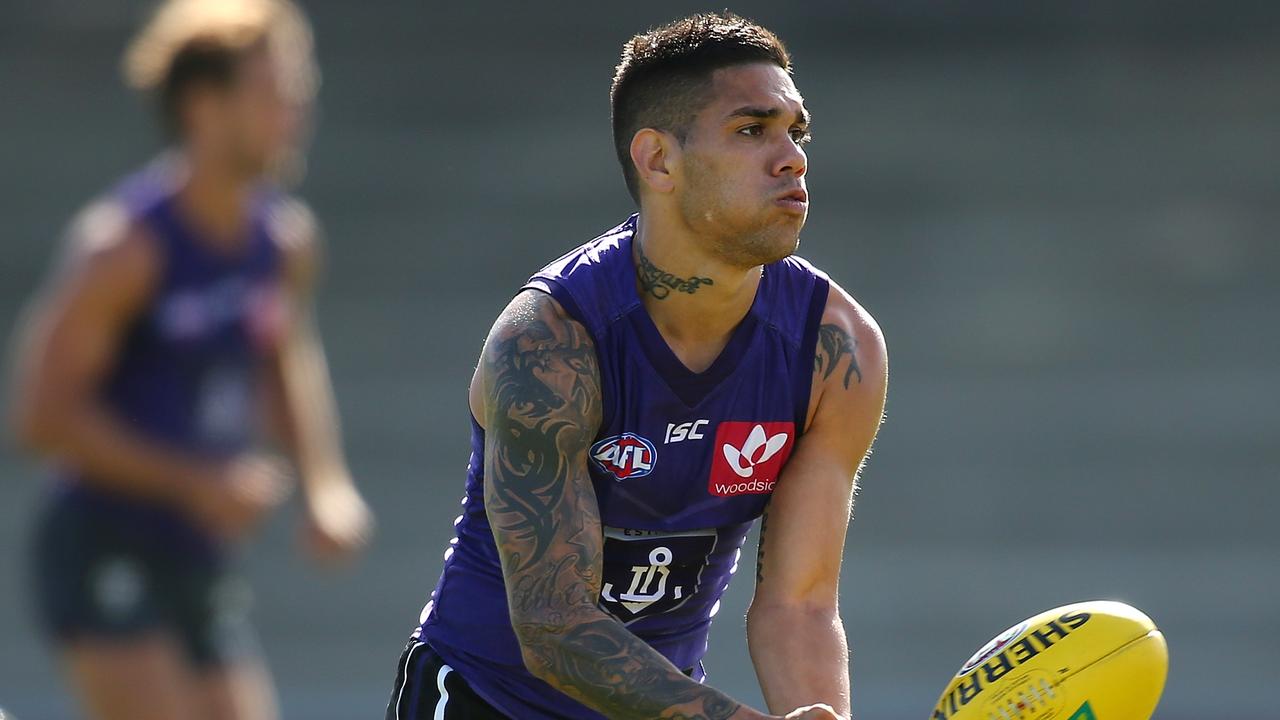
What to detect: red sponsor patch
<box><xmin>708</xmin><ymin>421</ymin><xmax>795</xmax><ymax>496</ymax></box>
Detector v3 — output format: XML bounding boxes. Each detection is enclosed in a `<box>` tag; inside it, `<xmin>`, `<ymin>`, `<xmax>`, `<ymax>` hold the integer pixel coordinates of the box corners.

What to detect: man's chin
<box><xmin>741</xmin><ymin>229</ymin><xmax>801</xmax><ymax>267</ymax></box>
<box><xmin>766</xmin><ymin>215</ymin><xmax>804</xmax><ymax>256</ymax></box>
<box><xmin>770</xmin><ymin>234</ymin><xmax>802</xmax><ymax>263</ymax></box>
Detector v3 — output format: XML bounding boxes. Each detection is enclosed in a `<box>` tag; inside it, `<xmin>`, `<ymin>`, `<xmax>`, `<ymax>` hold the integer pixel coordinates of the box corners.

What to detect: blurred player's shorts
<box><xmin>29</xmin><ymin>492</ymin><xmax>258</xmax><ymax>668</ymax></box>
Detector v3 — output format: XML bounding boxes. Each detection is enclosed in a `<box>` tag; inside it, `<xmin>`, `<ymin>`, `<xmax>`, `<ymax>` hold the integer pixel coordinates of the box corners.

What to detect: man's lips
<box><xmin>775</xmin><ymin>188</ymin><xmax>808</xmax><ymax>212</ymax></box>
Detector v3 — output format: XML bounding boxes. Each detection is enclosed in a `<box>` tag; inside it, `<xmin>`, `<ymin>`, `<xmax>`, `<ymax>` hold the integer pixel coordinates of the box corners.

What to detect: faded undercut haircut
<box><xmin>610</xmin><ymin>11</ymin><xmax>792</xmax><ymax>202</ymax></box>
<box><xmin>122</xmin><ymin>0</ymin><xmax>318</xmax><ymax>137</ymax></box>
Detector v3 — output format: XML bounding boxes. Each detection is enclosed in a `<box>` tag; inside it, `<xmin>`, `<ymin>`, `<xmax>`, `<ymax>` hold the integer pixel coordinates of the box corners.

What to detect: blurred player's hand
<box><xmin>189</xmin><ymin>454</ymin><xmax>294</xmax><ymax>541</ymax></box>
<box><xmin>300</xmin><ymin>475</ymin><xmax>374</xmax><ymax>564</ymax></box>
<box><xmin>780</xmin><ymin>704</ymin><xmax>843</xmax><ymax>720</ymax></box>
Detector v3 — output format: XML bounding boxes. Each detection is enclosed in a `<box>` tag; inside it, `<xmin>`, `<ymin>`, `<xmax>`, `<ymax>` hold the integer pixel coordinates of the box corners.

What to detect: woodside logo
<box><xmin>708</xmin><ymin>421</ymin><xmax>795</xmax><ymax>496</ymax></box>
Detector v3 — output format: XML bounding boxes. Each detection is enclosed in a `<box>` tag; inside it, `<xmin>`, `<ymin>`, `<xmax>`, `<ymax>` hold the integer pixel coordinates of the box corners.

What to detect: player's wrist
<box><xmin>172</xmin><ymin>460</ymin><xmax>223</xmax><ymax>512</ymax></box>
<box><xmin>299</xmin><ymin>464</ymin><xmax>354</xmax><ymax>494</ymax></box>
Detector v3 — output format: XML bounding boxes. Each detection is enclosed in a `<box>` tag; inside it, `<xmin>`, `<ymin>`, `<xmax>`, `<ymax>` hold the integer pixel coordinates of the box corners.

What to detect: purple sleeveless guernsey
<box><xmin>415</xmin><ymin>215</ymin><xmax>830</xmax><ymax>718</ymax></box>
<box><xmin>54</xmin><ymin>161</ymin><xmax>286</xmax><ymax>559</ymax></box>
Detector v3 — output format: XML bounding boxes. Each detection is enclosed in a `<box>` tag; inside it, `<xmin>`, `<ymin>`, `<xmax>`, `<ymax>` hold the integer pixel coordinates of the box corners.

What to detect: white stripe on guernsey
<box><xmin>394</xmin><ymin>642</ymin><xmax>423</xmax><ymax>720</ymax></box>
<box><xmin>434</xmin><ymin>664</ymin><xmax>454</xmax><ymax>720</ymax></box>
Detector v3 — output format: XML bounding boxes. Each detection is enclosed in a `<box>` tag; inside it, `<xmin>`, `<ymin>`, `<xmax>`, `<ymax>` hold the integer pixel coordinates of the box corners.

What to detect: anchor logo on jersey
<box><xmin>591</xmin><ymin>432</ymin><xmax>657</xmax><ymax>481</ymax></box>
<box><xmin>598</xmin><ymin>528</ymin><xmax>718</xmax><ymax>623</ymax></box>
<box><xmin>601</xmin><ymin>546</ymin><xmax>680</xmax><ymax>615</ymax></box>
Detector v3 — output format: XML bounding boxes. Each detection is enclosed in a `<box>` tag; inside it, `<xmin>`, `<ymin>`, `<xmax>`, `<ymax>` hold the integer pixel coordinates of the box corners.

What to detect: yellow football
<box><xmin>930</xmin><ymin>600</ymin><xmax>1168</xmax><ymax>720</ymax></box>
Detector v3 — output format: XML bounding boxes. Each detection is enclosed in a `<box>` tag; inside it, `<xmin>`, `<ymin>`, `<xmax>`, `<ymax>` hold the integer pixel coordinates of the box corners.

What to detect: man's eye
<box><xmin>737</xmin><ymin>125</ymin><xmax>764</xmax><ymax>137</ymax></box>
<box><xmin>791</xmin><ymin>128</ymin><xmax>812</xmax><ymax>145</ymax></box>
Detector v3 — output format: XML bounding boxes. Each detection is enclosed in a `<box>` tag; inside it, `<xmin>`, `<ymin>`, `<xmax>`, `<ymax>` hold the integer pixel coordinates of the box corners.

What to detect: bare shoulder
<box><xmin>475</xmin><ymin>289</ymin><xmax>601</xmax><ymax>433</ymax></box>
<box><xmin>813</xmin><ymin>278</ymin><xmax>887</xmax><ymax>396</ymax></box>
<box><xmin>791</xmin><ymin>276</ymin><xmax>888</xmax><ymax>471</ymax></box>
<box><xmin>54</xmin><ymin>199</ymin><xmax>161</xmax><ymax>306</ymax></box>
<box><xmin>63</xmin><ymin>199</ymin><xmax>156</xmax><ymax>266</ymax></box>
<box><xmin>487</xmin><ymin>289</ymin><xmax>589</xmax><ymax>346</ymax></box>
<box><xmin>265</xmin><ymin>195</ymin><xmax>322</xmax><ymax>286</ymax></box>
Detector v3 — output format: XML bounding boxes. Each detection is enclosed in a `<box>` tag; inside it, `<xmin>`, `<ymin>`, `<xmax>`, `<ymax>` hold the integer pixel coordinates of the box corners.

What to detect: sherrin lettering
<box><xmin>930</xmin><ymin>611</ymin><xmax>1091</xmax><ymax>720</ymax></box>
<box><xmin>928</xmin><ymin>601</ymin><xmax>1168</xmax><ymax>720</ymax></box>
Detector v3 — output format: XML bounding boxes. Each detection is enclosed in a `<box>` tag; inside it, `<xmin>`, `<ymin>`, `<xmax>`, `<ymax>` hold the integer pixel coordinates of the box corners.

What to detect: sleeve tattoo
<box><xmin>482</xmin><ymin>292</ymin><xmax>747</xmax><ymax>720</ymax></box>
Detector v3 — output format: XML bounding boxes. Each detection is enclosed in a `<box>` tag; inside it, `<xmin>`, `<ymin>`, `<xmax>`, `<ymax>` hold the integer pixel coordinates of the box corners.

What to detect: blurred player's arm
<box><xmin>746</xmin><ymin>283</ymin><xmax>888</xmax><ymax>719</ymax></box>
<box><xmin>482</xmin><ymin>290</ymin><xmax>816</xmax><ymax>720</ymax></box>
<box><xmin>260</xmin><ymin>200</ymin><xmax>372</xmax><ymax>560</ymax></box>
<box><xmin>7</xmin><ymin>202</ymin><xmax>287</xmax><ymax>538</ymax></box>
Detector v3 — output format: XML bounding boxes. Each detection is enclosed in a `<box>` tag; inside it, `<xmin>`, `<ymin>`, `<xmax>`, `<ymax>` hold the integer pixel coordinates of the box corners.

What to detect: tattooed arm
<box><xmin>480</xmin><ymin>289</ymin><xmax>791</xmax><ymax>720</ymax></box>
<box><xmin>746</xmin><ymin>282</ymin><xmax>888</xmax><ymax>719</ymax></box>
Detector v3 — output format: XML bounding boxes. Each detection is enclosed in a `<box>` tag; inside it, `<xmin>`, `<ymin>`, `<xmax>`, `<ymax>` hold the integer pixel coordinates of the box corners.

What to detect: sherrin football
<box><xmin>930</xmin><ymin>601</ymin><xmax>1167</xmax><ymax>720</ymax></box>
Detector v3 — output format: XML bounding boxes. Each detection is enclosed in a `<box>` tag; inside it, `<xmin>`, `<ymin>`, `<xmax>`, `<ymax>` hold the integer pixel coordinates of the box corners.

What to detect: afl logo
<box><xmin>591</xmin><ymin>433</ymin><xmax>657</xmax><ymax>481</ymax></box>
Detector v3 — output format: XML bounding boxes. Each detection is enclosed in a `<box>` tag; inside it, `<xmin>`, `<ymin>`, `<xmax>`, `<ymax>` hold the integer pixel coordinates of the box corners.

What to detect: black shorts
<box><xmin>30</xmin><ymin>493</ymin><xmax>256</xmax><ymax>669</ymax></box>
<box><xmin>386</xmin><ymin>640</ymin><xmax>510</xmax><ymax>720</ymax></box>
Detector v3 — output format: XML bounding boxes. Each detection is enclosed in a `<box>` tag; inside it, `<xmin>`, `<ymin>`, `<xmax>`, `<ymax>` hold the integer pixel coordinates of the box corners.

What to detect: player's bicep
<box><xmin>750</xmin><ymin>440</ymin><xmax>856</xmax><ymax>610</ymax></box>
<box><xmin>258</xmin><ymin>205</ymin><xmax>321</xmax><ymax>414</ymax></box>
<box><xmin>262</xmin><ymin>197</ymin><xmax>321</xmax><ymax>369</ymax></box>
<box><xmin>9</xmin><ymin>207</ymin><xmax>157</xmax><ymax>444</ymax></box>
<box><xmin>753</xmin><ymin>288</ymin><xmax>887</xmax><ymax>608</ymax></box>
<box><xmin>479</xmin><ymin>290</ymin><xmax>605</xmax><ymax>623</ymax></box>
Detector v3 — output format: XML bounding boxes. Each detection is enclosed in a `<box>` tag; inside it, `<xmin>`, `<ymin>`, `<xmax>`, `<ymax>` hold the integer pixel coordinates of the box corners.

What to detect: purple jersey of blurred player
<box><xmin>414</xmin><ymin>215</ymin><xmax>830</xmax><ymax>719</ymax></box>
<box><xmin>53</xmin><ymin>162</ymin><xmax>286</xmax><ymax>558</ymax></box>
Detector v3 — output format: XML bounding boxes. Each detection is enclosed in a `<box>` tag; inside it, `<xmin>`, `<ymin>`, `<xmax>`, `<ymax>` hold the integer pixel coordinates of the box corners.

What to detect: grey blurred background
<box><xmin>2</xmin><ymin>1</ymin><xmax>1277</xmax><ymax>718</ymax></box>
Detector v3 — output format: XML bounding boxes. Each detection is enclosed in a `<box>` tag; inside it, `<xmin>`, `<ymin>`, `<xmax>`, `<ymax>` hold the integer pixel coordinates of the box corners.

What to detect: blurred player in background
<box><xmin>387</xmin><ymin>12</ymin><xmax>886</xmax><ymax>720</ymax></box>
<box><xmin>7</xmin><ymin>1</ymin><xmax>373</xmax><ymax>719</ymax></box>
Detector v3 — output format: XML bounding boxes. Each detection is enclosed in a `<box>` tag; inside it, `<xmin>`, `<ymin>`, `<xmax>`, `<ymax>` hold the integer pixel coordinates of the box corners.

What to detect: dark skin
<box><xmin>5</xmin><ymin>25</ymin><xmax>361</xmax><ymax>720</ymax></box>
<box><xmin>8</xmin><ymin>196</ymin><xmax>370</xmax><ymax>553</ymax></box>
<box><xmin>636</xmin><ymin>240</ymin><xmax>715</xmax><ymax>299</ymax></box>
<box><xmin>815</xmin><ymin>324</ymin><xmax>862</xmax><ymax>389</ymax></box>
<box><xmin>472</xmin><ymin>285</ymin><xmax>881</xmax><ymax>720</ymax></box>
<box><xmin>746</xmin><ymin>289</ymin><xmax>882</xmax><ymax>719</ymax></box>
<box><xmin>478</xmin><ymin>289</ymin><xmax>753</xmax><ymax>720</ymax></box>
<box><xmin>467</xmin><ymin>62</ymin><xmax>887</xmax><ymax>720</ymax></box>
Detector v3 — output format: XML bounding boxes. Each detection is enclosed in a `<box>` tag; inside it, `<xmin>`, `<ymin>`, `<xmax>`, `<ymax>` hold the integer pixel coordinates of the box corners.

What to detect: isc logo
<box><xmin>664</xmin><ymin>419</ymin><xmax>709</xmax><ymax>444</ymax></box>
<box><xmin>591</xmin><ymin>433</ymin><xmax>657</xmax><ymax>481</ymax></box>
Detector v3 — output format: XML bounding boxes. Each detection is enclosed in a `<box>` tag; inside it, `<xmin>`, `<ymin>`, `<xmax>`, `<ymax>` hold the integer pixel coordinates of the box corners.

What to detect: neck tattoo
<box><xmin>635</xmin><ymin>241</ymin><xmax>714</xmax><ymax>300</ymax></box>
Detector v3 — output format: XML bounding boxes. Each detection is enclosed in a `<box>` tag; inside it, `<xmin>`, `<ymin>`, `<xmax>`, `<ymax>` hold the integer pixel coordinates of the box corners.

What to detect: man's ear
<box><xmin>629</xmin><ymin>128</ymin><xmax>679</xmax><ymax>195</ymax></box>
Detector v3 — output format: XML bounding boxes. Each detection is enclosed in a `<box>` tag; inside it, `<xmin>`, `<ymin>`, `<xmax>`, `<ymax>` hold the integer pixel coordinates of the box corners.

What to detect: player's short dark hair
<box><xmin>610</xmin><ymin>12</ymin><xmax>792</xmax><ymax>202</ymax></box>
